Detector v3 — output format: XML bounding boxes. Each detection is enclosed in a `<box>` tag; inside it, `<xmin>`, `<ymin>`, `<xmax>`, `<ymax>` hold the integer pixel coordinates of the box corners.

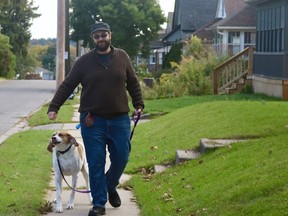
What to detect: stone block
<box><xmin>176</xmin><ymin>150</ymin><xmax>201</xmax><ymax>164</ymax></box>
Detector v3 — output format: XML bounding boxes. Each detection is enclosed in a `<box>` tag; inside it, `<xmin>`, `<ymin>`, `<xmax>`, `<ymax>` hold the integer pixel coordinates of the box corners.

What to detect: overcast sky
<box><xmin>30</xmin><ymin>0</ymin><xmax>175</xmax><ymax>39</ymax></box>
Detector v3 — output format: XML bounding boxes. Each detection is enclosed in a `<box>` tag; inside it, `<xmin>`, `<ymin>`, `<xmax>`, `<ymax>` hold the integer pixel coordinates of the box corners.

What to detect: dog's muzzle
<box><xmin>51</xmin><ymin>137</ymin><xmax>61</xmax><ymax>145</ymax></box>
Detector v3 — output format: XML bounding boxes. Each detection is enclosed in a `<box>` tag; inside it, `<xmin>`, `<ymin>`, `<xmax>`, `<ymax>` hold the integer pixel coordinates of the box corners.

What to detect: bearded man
<box><xmin>47</xmin><ymin>22</ymin><xmax>144</xmax><ymax>216</ymax></box>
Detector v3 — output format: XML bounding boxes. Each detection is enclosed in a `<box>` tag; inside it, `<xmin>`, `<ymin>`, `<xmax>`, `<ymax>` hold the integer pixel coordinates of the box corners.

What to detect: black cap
<box><xmin>90</xmin><ymin>22</ymin><xmax>110</xmax><ymax>35</ymax></box>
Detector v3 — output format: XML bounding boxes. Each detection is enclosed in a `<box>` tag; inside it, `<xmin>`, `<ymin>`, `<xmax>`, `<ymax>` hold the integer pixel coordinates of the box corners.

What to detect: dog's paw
<box><xmin>66</xmin><ymin>203</ymin><xmax>74</xmax><ymax>210</ymax></box>
<box><xmin>55</xmin><ymin>207</ymin><xmax>63</xmax><ymax>213</ymax></box>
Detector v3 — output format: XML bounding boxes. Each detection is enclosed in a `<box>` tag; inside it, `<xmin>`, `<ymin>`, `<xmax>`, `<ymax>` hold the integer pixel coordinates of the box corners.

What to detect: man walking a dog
<box><xmin>47</xmin><ymin>21</ymin><xmax>144</xmax><ymax>216</ymax></box>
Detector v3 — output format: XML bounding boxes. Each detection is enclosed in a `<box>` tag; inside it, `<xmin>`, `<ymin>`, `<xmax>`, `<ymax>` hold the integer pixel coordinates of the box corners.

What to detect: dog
<box><xmin>47</xmin><ymin>131</ymin><xmax>92</xmax><ymax>213</ymax></box>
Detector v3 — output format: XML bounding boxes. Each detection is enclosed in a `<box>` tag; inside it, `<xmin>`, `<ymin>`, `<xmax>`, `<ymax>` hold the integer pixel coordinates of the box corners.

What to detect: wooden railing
<box><xmin>213</xmin><ymin>47</ymin><xmax>254</xmax><ymax>94</ymax></box>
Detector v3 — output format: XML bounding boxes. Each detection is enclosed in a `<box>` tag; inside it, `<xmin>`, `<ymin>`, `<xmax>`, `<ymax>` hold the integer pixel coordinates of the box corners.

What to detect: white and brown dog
<box><xmin>47</xmin><ymin>131</ymin><xmax>92</xmax><ymax>213</ymax></box>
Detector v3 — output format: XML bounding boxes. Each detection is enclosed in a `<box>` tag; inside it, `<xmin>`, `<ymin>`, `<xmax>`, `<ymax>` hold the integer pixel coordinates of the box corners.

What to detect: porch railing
<box><xmin>212</xmin><ymin>47</ymin><xmax>254</xmax><ymax>94</ymax></box>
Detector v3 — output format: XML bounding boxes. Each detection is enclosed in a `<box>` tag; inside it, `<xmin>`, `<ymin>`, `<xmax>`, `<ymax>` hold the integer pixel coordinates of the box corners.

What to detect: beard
<box><xmin>95</xmin><ymin>40</ymin><xmax>111</xmax><ymax>52</ymax></box>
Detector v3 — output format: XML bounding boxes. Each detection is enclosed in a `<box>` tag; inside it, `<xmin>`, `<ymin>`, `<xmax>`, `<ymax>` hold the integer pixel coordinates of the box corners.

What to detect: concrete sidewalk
<box><xmin>41</xmin><ymin>107</ymin><xmax>142</xmax><ymax>216</ymax></box>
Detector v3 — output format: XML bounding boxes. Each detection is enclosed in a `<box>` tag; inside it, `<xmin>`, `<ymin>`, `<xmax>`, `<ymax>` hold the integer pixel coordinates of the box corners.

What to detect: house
<box><xmin>207</xmin><ymin>4</ymin><xmax>257</xmax><ymax>55</ymax></box>
<box><xmin>246</xmin><ymin>0</ymin><xmax>288</xmax><ymax>99</ymax></box>
<box><xmin>146</xmin><ymin>0</ymin><xmax>257</xmax><ymax>72</ymax></box>
<box><xmin>140</xmin><ymin>13</ymin><xmax>174</xmax><ymax>72</ymax></box>
<box><xmin>163</xmin><ymin>0</ymin><xmax>219</xmax><ymax>44</ymax></box>
<box><xmin>35</xmin><ymin>67</ymin><xmax>54</xmax><ymax>80</ymax></box>
<box><xmin>163</xmin><ymin>0</ymin><xmax>256</xmax><ymax>55</ymax></box>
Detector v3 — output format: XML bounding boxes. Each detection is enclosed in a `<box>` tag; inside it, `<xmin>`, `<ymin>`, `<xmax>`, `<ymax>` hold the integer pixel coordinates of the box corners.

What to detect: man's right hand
<box><xmin>48</xmin><ymin>111</ymin><xmax>57</xmax><ymax>120</ymax></box>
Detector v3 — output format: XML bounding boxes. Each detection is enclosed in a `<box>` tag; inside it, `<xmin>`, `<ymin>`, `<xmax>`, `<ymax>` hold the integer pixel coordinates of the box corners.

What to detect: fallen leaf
<box><xmin>150</xmin><ymin>146</ymin><xmax>158</xmax><ymax>150</ymax></box>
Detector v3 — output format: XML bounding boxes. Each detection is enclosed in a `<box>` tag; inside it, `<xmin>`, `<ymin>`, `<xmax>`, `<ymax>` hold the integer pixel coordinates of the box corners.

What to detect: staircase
<box><xmin>153</xmin><ymin>138</ymin><xmax>245</xmax><ymax>173</ymax></box>
<box><xmin>212</xmin><ymin>47</ymin><xmax>254</xmax><ymax>95</ymax></box>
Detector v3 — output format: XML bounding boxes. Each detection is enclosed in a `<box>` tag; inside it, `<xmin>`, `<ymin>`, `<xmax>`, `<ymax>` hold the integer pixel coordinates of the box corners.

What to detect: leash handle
<box><xmin>57</xmin><ymin>158</ymin><xmax>91</xmax><ymax>194</ymax></box>
<box><xmin>130</xmin><ymin>111</ymin><xmax>141</xmax><ymax>140</ymax></box>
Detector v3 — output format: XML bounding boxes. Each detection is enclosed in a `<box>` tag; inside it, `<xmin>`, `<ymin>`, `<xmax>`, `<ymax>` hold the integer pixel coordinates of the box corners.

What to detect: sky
<box><xmin>30</xmin><ymin>0</ymin><xmax>175</xmax><ymax>39</ymax></box>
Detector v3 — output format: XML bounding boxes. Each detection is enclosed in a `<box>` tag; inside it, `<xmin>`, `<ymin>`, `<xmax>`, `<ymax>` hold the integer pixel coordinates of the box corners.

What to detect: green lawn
<box><xmin>0</xmin><ymin>130</ymin><xmax>53</xmax><ymax>216</ymax></box>
<box><xmin>0</xmin><ymin>93</ymin><xmax>287</xmax><ymax>215</ymax></box>
<box><xmin>127</xmin><ymin>96</ymin><xmax>288</xmax><ymax>215</ymax></box>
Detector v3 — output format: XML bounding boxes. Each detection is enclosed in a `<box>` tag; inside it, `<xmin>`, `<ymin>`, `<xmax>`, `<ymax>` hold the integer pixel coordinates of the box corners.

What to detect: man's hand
<box><xmin>48</xmin><ymin>111</ymin><xmax>57</xmax><ymax>120</ymax></box>
<box><xmin>132</xmin><ymin>108</ymin><xmax>142</xmax><ymax>118</ymax></box>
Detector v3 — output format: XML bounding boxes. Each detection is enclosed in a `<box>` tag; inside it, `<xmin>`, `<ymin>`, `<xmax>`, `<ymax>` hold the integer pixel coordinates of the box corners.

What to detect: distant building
<box><xmin>35</xmin><ymin>67</ymin><xmax>54</xmax><ymax>80</ymax></box>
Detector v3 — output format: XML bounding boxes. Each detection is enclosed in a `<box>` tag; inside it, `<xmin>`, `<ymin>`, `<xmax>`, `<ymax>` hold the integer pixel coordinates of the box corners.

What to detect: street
<box><xmin>0</xmin><ymin>80</ymin><xmax>56</xmax><ymax>139</ymax></box>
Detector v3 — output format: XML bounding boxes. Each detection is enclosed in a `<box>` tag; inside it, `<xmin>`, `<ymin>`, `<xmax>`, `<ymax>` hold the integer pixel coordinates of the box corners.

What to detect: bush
<box><xmin>0</xmin><ymin>34</ymin><xmax>16</xmax><ymax>78</ymax></box>
<box><xmin>144</xmin><ymin>36</ymin><xmax>223</xmax><ymax>98</ymax></box>
<box><xmin>162</xmin><ymin>43</ymin><xmax>182</xmax><ymax>69</ymax></box>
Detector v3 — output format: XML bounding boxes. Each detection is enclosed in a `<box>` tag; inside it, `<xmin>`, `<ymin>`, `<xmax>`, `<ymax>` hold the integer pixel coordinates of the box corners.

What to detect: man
<box><xmin>47</xmin><ymin>21</ymin><xmax>144</xmax><ymax>216</ymax></box>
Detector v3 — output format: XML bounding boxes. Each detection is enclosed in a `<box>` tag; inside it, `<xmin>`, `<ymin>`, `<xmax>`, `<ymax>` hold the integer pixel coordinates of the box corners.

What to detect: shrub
<box><xmin>149</xmin><ymin>36</ymin><xmax>222</xmax><ymax>98</ymax></box>
<box><xmin>162</xmin><ymin>43</ymin><xmax>182</xmax><ymax>69</ymax></box>
<box><xmin>0</xmin><ymin>34</ymin><xmax>16</xmax><ymax>78</ymax></box>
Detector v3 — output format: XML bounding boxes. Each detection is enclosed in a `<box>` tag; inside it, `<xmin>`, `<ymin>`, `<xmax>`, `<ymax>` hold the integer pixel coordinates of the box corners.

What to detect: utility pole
<box><xmin>65</xmin><ymin>0</ymin><xmax>71</xmax><ymax>77</ymax></box>
<box><xmin>56</xmin><ymin>0</ymin><xmax>65</xmax><ymax>88</ymax></box>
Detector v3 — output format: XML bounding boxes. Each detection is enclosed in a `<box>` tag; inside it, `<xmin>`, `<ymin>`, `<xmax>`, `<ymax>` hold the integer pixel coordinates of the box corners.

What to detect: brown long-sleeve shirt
<box><xmin>48</xmin><ymin>46</ymin><xmax>144</xmax><ymax>118</ymax></box>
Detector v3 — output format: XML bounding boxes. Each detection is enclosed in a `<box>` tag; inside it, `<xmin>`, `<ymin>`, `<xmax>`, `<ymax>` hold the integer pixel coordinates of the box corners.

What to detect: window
<box><xmin>228</xmin><ymin>32</ymin><xmax>240</xmax><ymax>54</ymax></box>
<box><xmin>245</xmin><ymin>32</ymin><xmax>256</xmax><ymax>44</ymax></box>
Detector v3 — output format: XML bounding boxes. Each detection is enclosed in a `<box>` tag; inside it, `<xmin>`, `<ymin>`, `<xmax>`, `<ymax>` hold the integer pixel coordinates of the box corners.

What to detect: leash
<box><xmin>57</xmin><ymin>112</ymin><xmax>141</xmax><ymax>194</ymax></box>
<box><xmin>130</xmin><ymin>111</ymin><xmax>141</xmax><ymax>140</ymax></box>
<box><xmin>56</xmin><ymin>152</ymin><xmax>91</xmax><ymax>193</ymax></box>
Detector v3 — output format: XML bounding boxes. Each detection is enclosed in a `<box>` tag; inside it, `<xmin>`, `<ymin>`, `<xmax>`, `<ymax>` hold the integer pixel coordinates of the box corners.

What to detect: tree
<box><xmin>70</xmin><ymin>0</ymin><xmax>165</xmax><ymax>58</ymax></box>
<box><xmin>41</xmin><ymin>45</ymin><xmax>56</xmax><ymax>72</ymax></box>
<box><xmin>0</xmin><ymin>0</ymin><xmax>40</xmax><ymax>77</ymax></box>
<box><xmin>162</xmin><ymin>43</ymin><xmax>182</xmax><ymax>69</ymax></box>
<box><xmin>0</xmin><ymin>34</ymin><xmax>16</xmax><ymax>78</ymax></box>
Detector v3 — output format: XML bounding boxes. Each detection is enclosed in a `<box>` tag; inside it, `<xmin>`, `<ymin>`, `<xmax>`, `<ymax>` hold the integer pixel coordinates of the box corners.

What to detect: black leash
<box><xmin>56</xmin><ymin>154</ymin><xmax>91</xmax><ymax>193</ymax></box>
<box><xmin>130</xmin><ymin>112</ymin><xmax>141</xmax><ymax>140</ymax></box>
<box><xmin>57</xmin><ymin>112</ymin><xmax>141</xmax><ymax>193</ymax></box>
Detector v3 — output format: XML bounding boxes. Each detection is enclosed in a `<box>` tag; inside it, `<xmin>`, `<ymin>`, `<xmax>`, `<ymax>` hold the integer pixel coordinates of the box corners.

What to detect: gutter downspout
<box><xmin>216</xmin><ymin>28</ymin><xmax>226</xmax><ymax>54</ymax></box>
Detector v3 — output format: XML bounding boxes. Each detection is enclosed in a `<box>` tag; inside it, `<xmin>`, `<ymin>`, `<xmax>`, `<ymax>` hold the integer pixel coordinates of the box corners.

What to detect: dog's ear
<box><xmin>47</xmin><ymin>141</ymin><xmax>54</xmax><ymax>153</ymax></box>
<box><xmin>68</xmin><ymin>135</ymin><xmax>79</xmax><ymax>147</ymax></box>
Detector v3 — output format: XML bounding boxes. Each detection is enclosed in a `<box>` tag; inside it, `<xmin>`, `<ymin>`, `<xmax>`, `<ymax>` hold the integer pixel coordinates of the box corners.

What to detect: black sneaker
<box><xmin>88</xmin><ymin>206</ymin><xmax>106</xmax><ymax>216</ymax></box>
<box><xmin>108</xmin><ymin>191</ymin><xmax>121</xmax><ymax>207</ymax></box>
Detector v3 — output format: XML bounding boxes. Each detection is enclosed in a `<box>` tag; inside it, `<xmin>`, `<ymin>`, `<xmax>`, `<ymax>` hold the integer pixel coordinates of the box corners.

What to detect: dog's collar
<box><xmin>57</xmin><ymin>144</ymin><xmax>72</xmax><ymax>155</ymax></box>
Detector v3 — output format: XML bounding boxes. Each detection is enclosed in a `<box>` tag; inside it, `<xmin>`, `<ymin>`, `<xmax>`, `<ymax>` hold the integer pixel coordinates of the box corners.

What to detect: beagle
<box><xmin>47</xmin><ymin>131</ymin><xmax>92</xmax><ymax>213</ymax></box>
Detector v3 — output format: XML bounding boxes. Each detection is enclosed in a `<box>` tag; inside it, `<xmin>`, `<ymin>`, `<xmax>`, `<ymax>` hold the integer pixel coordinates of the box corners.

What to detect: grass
<box><xmin>130</xmin><ymin>135</ymin><xmax>288</xmax><ymax>216</ymax></box>
<box><xmin>125</xmin><ymin>95</ymin><xmax>288</xmax><ymax>215</ymax></box>
<box><xmin>142</xmin><ymin>93</ymin><xmax>279</xmax><ymax>115</ymax></box>
<box><xmin>28</xmin><ymin>97</ymin><xmax>79</xmax><ymax>126</ymax></box>
<box><xmin>127</xmin><ymin>96</ymin><xmax>286</xmax><ymax>172</ymax></box>
<box><xmin>0</xmin><ymin>93</ymin><xmax>287</xmax><ymax>215</ymax></box>
<box><xmin>0</xmin><ymin>130</ymin><xmax>53</xmax><ymax>216</ymax></box>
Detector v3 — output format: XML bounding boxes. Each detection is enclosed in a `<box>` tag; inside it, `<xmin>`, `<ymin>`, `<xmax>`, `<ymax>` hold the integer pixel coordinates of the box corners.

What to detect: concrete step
<box><xmin>167</xmin><ymin>138</ymin><xmax>246</xmax><ymax>169</ymax></box>
<box><xmin>175</xmin><ymin>150</ymin><xmax>201</xmax><ymax>164</ymax></box>
<box><xmin>200</xmin><ymin>138</ymin><xmax>244</xmax><ymax>153</ymax></box>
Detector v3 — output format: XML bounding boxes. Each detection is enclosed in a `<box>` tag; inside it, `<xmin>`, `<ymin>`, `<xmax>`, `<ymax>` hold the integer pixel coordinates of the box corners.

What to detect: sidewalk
<box><xmin>40</xmin><ymin>106</ymin><xmax>142</xmax><ymax>216</ymax></box>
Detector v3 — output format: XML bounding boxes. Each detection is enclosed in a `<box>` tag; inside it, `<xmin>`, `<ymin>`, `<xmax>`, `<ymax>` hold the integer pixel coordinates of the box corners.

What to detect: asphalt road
<box><xmin>0</xmin><ymin>80</ymin><xmax>56</xmax><ymax>137</ymax></box>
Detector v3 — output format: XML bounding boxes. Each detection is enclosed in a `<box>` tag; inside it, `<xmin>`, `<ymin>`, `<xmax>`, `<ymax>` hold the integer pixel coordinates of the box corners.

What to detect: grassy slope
<box><xmin>127</xmin><ymin>100</ymin><xmax>288</xmax><ymax>172</ymax></box>
<box><xmin>127</xmin><ymin>97</ymin><xmax>288</xmax><ymax>216</ymax></box>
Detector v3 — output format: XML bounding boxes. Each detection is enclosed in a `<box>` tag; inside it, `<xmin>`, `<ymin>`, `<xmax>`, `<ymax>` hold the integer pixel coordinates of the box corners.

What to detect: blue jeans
<box><xmin>80</xmin><ymin>113</ymin><xmax>131</xmax><ymax>208</ymax></box>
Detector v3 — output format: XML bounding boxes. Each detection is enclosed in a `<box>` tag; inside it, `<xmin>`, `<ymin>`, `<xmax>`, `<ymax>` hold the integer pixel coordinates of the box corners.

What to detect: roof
<box><xmin>163</xmin><ymin>0</ymin><xmax>255</xmax><ymax>43</ymax></box>
<box><xmin>245</xmin><ymin>0</ymin><xmax>271</xmax><ymax>5</ymax></box>
<box><xmin>149</xmin><ymin>33</ymin><xmax>166</xmax><ymax>49</ymax></box>
<box><xmin>224</xmin><ymin>0</ymin><xmax>247</xmax><ymax>17</ymax></box>
<box><xmin>173</xmin><ymin>0</ymin><xmax>219</xmax><ymax>31</ymax></box>
<box><xmin>193</xmin><ymin>18</ymin><xmax>222</xmax><ymax>42</ymax></box>
<box><xmin>210</xmin><ymin>4</ymin><xmax>256</xmax><ymax>29</ymax></box>
<box><xmin>35</xmin><ymin>67</ymin><xmax>53</xmax><ymax>74</ymax></box>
